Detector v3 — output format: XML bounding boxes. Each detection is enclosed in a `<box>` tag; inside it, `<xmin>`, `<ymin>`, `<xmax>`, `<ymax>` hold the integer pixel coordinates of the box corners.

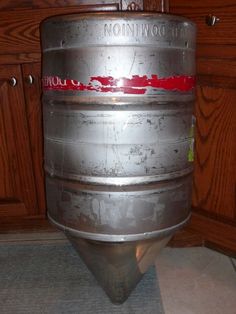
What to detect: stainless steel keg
<box><xmin>41</xmin><ymin>12</ymin><xmax>196</xmax><ymax>304</ymax></box>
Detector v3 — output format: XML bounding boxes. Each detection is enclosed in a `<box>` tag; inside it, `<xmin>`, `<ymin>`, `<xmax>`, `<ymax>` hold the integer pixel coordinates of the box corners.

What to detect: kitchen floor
<box><xmin>156</xmin><ymin>247</ymin><xmax>236</xmax><ymax>314</ymax></box>
<box><xmin>0</xmin><ymin>232</ymin><xmax>235</xmax><ymax>314</ymax></box>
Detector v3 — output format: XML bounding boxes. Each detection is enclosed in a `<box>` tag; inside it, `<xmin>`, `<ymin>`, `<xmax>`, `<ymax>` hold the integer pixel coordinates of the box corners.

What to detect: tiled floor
<box><xmin>156</xmin><ymin>247</ymin><xmax>236</xmax><ymax>314</ymax></box>
<box><xmin>0</xmin><ymin>232</ymin><xmax>235</xmax><ymax>313</ymax></box>
<box><xmin>0</xmin><ymin>241</ymin><xmax>163</xmax><ymax>314</ymax></box>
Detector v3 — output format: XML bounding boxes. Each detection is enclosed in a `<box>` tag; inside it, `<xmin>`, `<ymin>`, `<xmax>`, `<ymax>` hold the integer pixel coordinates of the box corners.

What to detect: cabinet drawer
<box><xmin>171</xmin><ymin>0</ymin><xmax>236</xmax><ymax>45</ymax></box>
<box><xmin>0</xmin><ymin>4</ymin><xmax>118</xmax><ymax>55</ymax></box>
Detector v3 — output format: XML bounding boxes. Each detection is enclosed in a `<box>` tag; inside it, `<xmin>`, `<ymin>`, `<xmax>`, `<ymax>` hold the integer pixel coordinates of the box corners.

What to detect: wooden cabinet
<box><xmin>169</xmin><ymin>0</ymin><xmax>236</xmax><ymax>255</ymax></box>
<box><xmin>22</xmin><ymin>63</ymin><xmax>46</xmax><ymax>215</ymax></box>
<box><xmin>143</xmin><ymin>0</ymin><xmax>236</xmax><ymax>254</ymax></box>
<box><xmin>193</xmin><ymin>86</ymin><xmax>235</xmax><ymax>220</ymax></box>
<box><xmin>0</xmin><ymin>1</ymin><xmax>122</xmax><ymax>222</ymax></box>
<box><xmin>0</xmin><ymin>64</ymin><xmax>41</xmax><ymax>218</ymax></box>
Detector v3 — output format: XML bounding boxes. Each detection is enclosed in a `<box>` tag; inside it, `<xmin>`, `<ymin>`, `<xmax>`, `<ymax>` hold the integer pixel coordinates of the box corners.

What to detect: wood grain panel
<box><xmin>168</xmin><ymin>227</ymin><xmax>204</xmax><ymax>248</ymax></box>
<box><xmin>0</xmin><ymin>4</ymin><xmax>119</xmax><ymax>55</ymax></box>
<box><xmin>170</xmin><ymin>0</ymin><xmax>236</xmax><ymax>45</ymax></box>
<box><xmin>197</xmin><ymin>58</ymin><xmax>236</xmax><ymax>78</ymax></box>
<box><xmin>22</xmin><ymin>63</ymin><xmax>46</xmax><ymax>215</ymax></box>
<box><xmin>0</xmin><ymin>65</ymin><xmax>38</xmax><ymax>216</ymax></box>
<box><xmin>197</xmin><ymin>58</ymin><xmax>236</xmax><ymax>88</ymax></box>
<box><xmin>0</xmin><ymin>53</ymin><xmax>41</xmax><ymax>65</ymax></box>
<box><xmin>197</xmin><ymin>44</ymin><xmax>236</xmax><ymax>60</ymax></box>
<box><xmin>0</xmin><ymin>216</ymin><xmax>56</xmax><ymax>234</ymax></box>
<box><xmin>198</xmin><ymin>75</ymin><xmax>236</xmax><ymax>90</ymax></box>
<box><xmin>190</xmin><ymin>212</ymin><xmax>236</xmax><ymax>257</ymax></box>
<box><xmin>0</xmin><ymin>0</ymin><xmax>120</xmax><ymax>10</ymax></box>
<box><xmin>0</xmin><ymin>82</ymin><xmax>18</xmax><ymax>199</ymax></box>
<box><xmin>193</xmin><ymin>85</ymin><xmax>236</xmax><ymax>220</ymax></box>
<box><xmin>0</xmin><ymin>202</ymin><xmax>27</xmax><ymax>217</ymax></box>
<box><xmin>144</xmin><ymin>0</ymin><xmax>167</xmax><ymax>12</ymax></box>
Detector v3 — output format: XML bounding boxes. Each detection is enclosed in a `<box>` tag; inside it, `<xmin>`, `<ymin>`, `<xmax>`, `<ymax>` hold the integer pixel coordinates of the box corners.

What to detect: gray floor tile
<box><xmin>230</xmin><ymin>258</ymin><xmax>236</xmax><ymax>272</ymax></box>
<box><xmin>0</xmin><ymin>242</ymin><xmax>164</xmax><ymax>314</ymax></box>
<box><xmin>156</xmin><ymin>247</ymin><xmax>236</xmax><ymax>314</ymax></box>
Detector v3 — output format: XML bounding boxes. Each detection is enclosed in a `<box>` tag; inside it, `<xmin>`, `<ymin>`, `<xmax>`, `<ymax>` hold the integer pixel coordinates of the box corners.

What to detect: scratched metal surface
<box><xmin>46</xmin><ymin>175</ymin><xmax>191</xmax><ymax>241</ymax></box>
<box><xmin>41</xmin><ymin>12</ymin><xmax>195</xmax><ymax>242</ymax></box>
<box><xmin>44</xmin><ymin>104</ymin><xmax>193</xmax><ymax>184</ymax></box>
<box><xmin>41</xmin><ymin>12</ymin><xmax>196</xmax><ymax>303</ymax></box>
<box><xmin>41</xmin><ymin>12</ymin><xmax>196</xmax><ymax>101</ymax></box>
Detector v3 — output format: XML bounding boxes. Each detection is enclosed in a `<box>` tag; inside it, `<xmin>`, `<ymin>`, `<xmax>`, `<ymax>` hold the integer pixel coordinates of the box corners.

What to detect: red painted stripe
<box><xmin>42</xmin><ymin>75</ymin><xmax>195</xmax><ymax>94</ymax></box>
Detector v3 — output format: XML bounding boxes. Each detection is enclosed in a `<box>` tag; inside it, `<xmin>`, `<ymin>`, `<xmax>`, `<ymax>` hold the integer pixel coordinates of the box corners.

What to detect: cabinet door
<box><xmin>0</xmin><ymin>64</ymin><xmax>38</xmax><ymax>217</ymax></box>
<box><xmin>193</xmin><ymin>85</ymin><xmax>236</xmax><ymax>220</ymax></box>
<box><xmin>22</xmin><ymin>63</ymin><xmax>46</xmax><ymax>215</ymax></box>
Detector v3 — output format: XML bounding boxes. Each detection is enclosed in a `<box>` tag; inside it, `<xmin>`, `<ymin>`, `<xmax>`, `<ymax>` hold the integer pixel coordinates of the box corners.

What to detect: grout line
<box><xmin>229</xmin><ymin>257</ymin><xmax>236</xmax><ymax>272</ymax></box>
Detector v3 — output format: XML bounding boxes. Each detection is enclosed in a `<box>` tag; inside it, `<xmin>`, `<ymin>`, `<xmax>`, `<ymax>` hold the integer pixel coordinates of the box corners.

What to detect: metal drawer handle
<box><xmin>205</xmin><ymin>14</ymin><xmax>220</xmax><ymax>26</ymax></box>
<box><xmin>25</xmin><ymin>74</ymin><xmax>34</xmax><ymax>85</ymax></box>
<box><xmin>127</xmin><ymin>2</ymin><xmax>141</xmax><ymax>11</ymax></box>
<box><xmin>9</xmin><ymin>77</ymin><xmax>17</xmax><ymax>87</ymax></box>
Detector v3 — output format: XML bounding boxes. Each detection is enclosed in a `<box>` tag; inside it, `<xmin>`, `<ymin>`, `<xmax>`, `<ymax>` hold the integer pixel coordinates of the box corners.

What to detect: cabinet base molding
<box><xmin>188</xmin><ymin>212</ymin><xmax>236</xmax><ymax>257</ymax></box>
<box><xmin>0</xmin><ymin>213</ymin><xmax>235</xmax><ymax>257</ymax></box>
<box><xmin>0</xmin><ymin>216</ymin><xmax>53</xmax><ymax>234</ymax></box>
<box><xmin>170</xmin><ymin>212</ymin><xmax>236</xmax><ymax>257</ymax></box>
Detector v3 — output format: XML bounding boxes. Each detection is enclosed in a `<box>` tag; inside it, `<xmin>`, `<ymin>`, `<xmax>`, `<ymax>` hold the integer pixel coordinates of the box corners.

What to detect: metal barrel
<box><xmin>41</xmin><ymin>12</ymin><xmax>196</xmax><ymax>303</ymax></box>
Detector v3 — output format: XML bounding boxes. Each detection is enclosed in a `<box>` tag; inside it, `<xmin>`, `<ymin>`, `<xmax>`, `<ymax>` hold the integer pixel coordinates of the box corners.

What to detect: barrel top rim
<box><xmin>42</xmin><ymin>12</ymin><xmax>196</xmax><ymax>27</ymax></box>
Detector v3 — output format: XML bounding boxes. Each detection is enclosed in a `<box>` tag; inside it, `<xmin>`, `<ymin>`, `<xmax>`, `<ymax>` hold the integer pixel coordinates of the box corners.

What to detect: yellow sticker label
<box><xmin>188</xmin><ymin>115</ymin><xmax>195</xmax><ymax>162</ymax></box>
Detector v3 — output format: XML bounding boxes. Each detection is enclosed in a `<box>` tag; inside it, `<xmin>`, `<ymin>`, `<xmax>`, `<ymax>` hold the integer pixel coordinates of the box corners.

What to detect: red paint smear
<box><xmin>43</xmin><ymin>75</ymin><xmax>195</xmax><ymax>94</ymax></box>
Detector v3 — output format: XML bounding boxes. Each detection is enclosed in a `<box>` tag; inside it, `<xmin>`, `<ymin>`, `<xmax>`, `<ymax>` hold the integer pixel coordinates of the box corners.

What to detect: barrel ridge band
<box><xmin>48</xmin><ymin>213</ymin><xmax>191</xmax><ymax>242</ymax></box>
<box><xmin>45</xmin><ymin>165</ymin><xmax>193</xmax><ymax>186</ymax></box>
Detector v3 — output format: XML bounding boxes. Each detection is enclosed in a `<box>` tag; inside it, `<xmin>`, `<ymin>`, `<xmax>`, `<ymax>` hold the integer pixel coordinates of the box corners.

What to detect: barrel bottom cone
<box><xmin>67</xmin><ymin>234</ymin><xmax>171</xmax><ymax>304</ymax></box>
